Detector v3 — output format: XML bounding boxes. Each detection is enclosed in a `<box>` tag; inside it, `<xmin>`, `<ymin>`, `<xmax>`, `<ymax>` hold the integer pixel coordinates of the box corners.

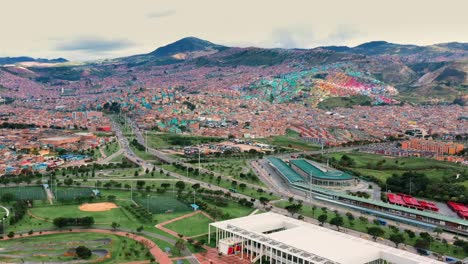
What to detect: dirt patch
<box><xmin>79</xmin><ymin>202</ymin><xmax>118</xmax><ymax>212</ymax></box>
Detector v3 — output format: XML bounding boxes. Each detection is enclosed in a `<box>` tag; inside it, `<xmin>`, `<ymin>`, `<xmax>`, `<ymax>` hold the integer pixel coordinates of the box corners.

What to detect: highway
<box><xmin>109</xmin><ymin>117</ymin><xmax>461</xmax><ymax>254</ymax></box>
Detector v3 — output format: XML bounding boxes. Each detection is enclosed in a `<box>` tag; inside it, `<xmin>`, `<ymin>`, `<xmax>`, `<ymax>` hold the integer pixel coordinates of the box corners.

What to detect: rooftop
<box><xmin>267</xmin><ymin>157</ymin><xmax>304</xmax><ymax>183</ymax></box>
<box><xmin>211</xmin><ymin>212</ymin><xmax>444</xmax><ymax>264</ymax></box>
<box><xmin>290</xmin><ymin>159</ymin><xmax>353</xmax><ymax>180</ymax></box>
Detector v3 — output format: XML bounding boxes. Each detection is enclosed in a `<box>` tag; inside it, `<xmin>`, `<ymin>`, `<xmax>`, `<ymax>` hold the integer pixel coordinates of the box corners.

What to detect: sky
<box><xmin>1</xmin><ymin>0</ymin><xmax>467</xmax><ymax>61</ymax></box>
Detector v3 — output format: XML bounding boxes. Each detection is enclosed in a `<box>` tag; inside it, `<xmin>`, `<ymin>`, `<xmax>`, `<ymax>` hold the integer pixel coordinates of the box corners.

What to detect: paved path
<box><xmin>99</xmin><ymin>148</ymin><xmax>107</xmax><ymax>159</ymax></box>
<box><xmin>1</xmin><ymin>229</ymin><xmax>172</xmax><ymax>264</ymax></box>
<box><xmin>0</xmin><ymin>205</ymin><xmax>10</xmax><ymax>217</ymax></box>
<box><xmin>249</xmin><ymin>209</ymin><xmax>259</xmax><ymax>216</ymax></box>
<box><xmin>194</xmin><ymin>248</ymin><xmax>250</xmax><ymax>264</ymax></box>
<box><xmin>43</xmin><ymin>185</ymin><xmax>55</xmax><ymax>205</ymax></box>
<box><xmin>99</xmin><ymin>149</ymin><xmax>124</xmax><ymax>164</ymax></box>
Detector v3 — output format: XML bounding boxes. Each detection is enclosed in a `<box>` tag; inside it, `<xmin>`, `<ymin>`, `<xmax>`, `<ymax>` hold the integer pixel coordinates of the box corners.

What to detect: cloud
<box><xmin>56</xmin><ymin>37</ymin><xmax>134</xmax><ymax>52</ymax></box>
<box><xmin>323</xmin><ymin>26</ymin><xmax>364</xmax><ymax>46</ymax></box>
<box><xmin>265</xmin><ymin>27</ymin><xmax>315</xmax><ymax>49</ymax></box>
<box><xmin>264</xmin><ymin>25</ymin><xmax>364</xmax><ymax>49</ymax></box>
<box><xmin>147</xmin><ymin>9</ymin><xmax>176</xmax><ymax>19</ymax></box>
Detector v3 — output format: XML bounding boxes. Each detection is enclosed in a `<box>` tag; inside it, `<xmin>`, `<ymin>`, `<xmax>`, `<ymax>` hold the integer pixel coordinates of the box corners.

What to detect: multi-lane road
<box><xmin>110</xmin><ymin>118</ymin><xmax>460</xmax><ymax>250</ymax></box>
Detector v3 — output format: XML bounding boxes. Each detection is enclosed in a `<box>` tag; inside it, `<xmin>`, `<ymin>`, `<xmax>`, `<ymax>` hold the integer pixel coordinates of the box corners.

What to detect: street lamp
<box><xmin>147</xmin><ymin>194</ymin><xmax>150</xmax><ymax>211</ymax></box>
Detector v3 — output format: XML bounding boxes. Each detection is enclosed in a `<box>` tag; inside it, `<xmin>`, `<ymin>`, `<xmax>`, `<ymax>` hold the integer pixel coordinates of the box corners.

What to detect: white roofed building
<box><xmin>208</xmin><ymin>212</ymin><xmax>444</xmax><ymax>264</ymax></box>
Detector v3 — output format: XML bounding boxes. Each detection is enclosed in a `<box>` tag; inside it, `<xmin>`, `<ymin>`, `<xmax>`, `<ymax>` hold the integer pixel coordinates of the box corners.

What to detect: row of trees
<box><xmin>52</xmin><ymin>216</ymin><xmax>95</xmax><ymax>228</ymax></box>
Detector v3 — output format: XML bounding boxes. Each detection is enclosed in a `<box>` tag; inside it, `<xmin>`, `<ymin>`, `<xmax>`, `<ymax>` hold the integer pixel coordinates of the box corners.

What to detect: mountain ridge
<box><xmin>0</xmin><ymin>56</ymin><xmax>68</xmax><ymax>65</ymax></box>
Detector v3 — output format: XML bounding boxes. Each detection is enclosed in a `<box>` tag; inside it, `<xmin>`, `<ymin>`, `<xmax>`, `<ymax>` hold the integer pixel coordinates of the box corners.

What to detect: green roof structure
<box><xmin>267</xmin><ymin>157</ymin><xmax>304</xmax><ymax>184</ymax></box>
<box><xmin>290</xmin><ymin>159</ymin><xmax>353</xmax><ymax>181</ymax></box>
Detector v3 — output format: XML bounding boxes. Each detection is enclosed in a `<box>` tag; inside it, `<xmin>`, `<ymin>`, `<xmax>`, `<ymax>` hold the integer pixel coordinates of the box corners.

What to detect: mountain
<box><xmin>149</xmin><ymin>37</ymin><xmax>226</xmax><ymax>58</ymax></box>
<box><xmin>0</xmin><ymin>56</ymin><xmax>68</xmax><ymax>65</ymax></box>
<box><xmin>322</xmin><ymin>41</ymin><xmax>468</xmax><ymax>61</ymax></box>
<box><xmin>0</xmin><ymin>37</ymin><xmax>466</xmax><ymax>104</ymax></box>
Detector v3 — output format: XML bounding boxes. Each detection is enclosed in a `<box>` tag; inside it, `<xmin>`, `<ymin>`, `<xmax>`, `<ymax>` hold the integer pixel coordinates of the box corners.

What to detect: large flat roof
<box><xmin>290</xmin><ymin>159</ymin><xmax>353</xmax><ymax>180</ymax></box>
<box><xmin>211</xmin><ymin>212</ymin><xmax>444</xmax><ymax>264</ymax></box>
<box><xmin>267</xmin><ymin>157</ymin><xmax>305</xmax><ymax>184</ymax></box>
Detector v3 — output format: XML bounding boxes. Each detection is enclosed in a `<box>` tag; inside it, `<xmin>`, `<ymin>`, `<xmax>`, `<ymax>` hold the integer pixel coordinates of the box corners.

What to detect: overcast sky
<box><xmin>1</xmin><ymin>0</ymin><xmax>467</xmax><ymax>61</ymax></box>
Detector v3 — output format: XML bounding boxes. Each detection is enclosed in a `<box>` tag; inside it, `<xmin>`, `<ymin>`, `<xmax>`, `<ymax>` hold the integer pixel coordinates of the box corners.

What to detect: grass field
<box><xmin>52</xmin><ymin>187</ymin><xmax>96</xmax><ymax>201</ymax></box>
<box><xmin>29</xmin><ymin>204</ymin><xmax>125</xmax><ymax>224</ymax></box>
<box><xmin>0</xmin><ymin>186</ymin><xmax>46</xmax><ymax>201</ymax></box>
<box><xmin>147</xmin><ymin>133</ymin><xmax>224</xmax><ymax>149</ymax></box>
<box><xmin>134</xmin><ymin>195</ymin><xmax>191</xmax><ymax>214</ymax></box>
<box><xmin>103</xmin><ymin>141</ymin><xmax>120</xmax><ymax>157</ymax></box>
<box><xmin>200</xmin><ymin>158</ymin><xmax>264</xmax><ymax>186</ymax></box>
<box><xmin>161</xmin><ymin>164</ymin><xmax>278</xmax><ymax>200</ymax></box>
<box><xmin>324</xmin><ymin>152</ymin><xmax>467</xmax><ymax>184</ymax></box>
<box><xmin>0</xmin><ymin>232</ymin><xmax>150</xmax><ymax>263</ymax></box>
<box><xmin>110</xmin><ymin>153</ymin><xmax>125</xmax><ymax>163</ymax></box>
<box><xmin>256</xmin><ymin>132</ymin><xmax>319</xmax><ymax>151</ymax></box>
<box><xmin>165</xmin><ymin>213</ymin><xmax>212</xmax><ymax>237</ymax></box>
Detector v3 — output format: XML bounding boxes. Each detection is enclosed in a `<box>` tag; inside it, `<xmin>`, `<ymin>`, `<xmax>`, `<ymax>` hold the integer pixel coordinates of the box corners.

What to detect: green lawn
<box><xmin>213</xmin><ymin>201</ymin><xmax>255</xmax><ymax>219</ymax></box>
<box><xmin>161</xmin><ymin>164</ymin><xmax>278</xmax><ymax>200</ymax></box>
<box><xmin>165</xmin><ymin>213</ymin><xmax>212</xmax><ymax>237</ymax></box>
<box><xmin>103</xmin><ymin>141</ymin><xmax>120</xmax><ymax>157</ymax></box>
<box><xmin>201</xmin><ymin>158</ymin><xmax>264</xmax><ymax>186</ymax></box>
<box><xmin>324</xmin><ymin>152</ymin><xmax>467</xmax><ymax>185</ymax></box>
<box><xmin>93</xmin><ymin>148</ymin><xmax>102</xmax><ymax>159</ymax></box>
<box><xmin>147</xmin><ymin>133</ymin><xmax>224</xmax><ymax>149</ymax></box>
<box><xmin>110</xmin><ymin>153</ymin><xmax>125</xmax><ymax>163</ymax></box>
<box><xmin>0</xmin><ymin>232</ymin><xmax>150</xmax><ymax>263</ymax></box>
<box><xmin>29</xmin><ymin>204</ymin><xmax>128</xmax><ymax>225</ymax></box>
<box><xmin>256</xmin><ymin>130</ymin><xmax>320</xmax><ymax>151</ymax></box>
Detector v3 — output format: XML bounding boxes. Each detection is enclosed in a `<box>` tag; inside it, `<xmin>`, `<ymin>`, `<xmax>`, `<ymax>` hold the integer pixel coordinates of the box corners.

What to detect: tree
<box><xmin>7</xmin><ymin>231</ymin><xmax>14</xmax><ymax>238</ymax></box>
<box><xmin>111</xmin><ymin>222</ymin><xmax>120</xmax><ymax>231</ymax></box>
<box><xmin>259</xmin><ymin>197</ymin><xmax>269</xmax><ymax>207</ymax></box>
<box><xmin>330</xmin><ymin>216</ymin><xmax>344</xmax><ymax>231</ymax></box>
<box><xmin>285</xmin><ymin>203</ymin><xmax>302</xmax><ymax>216</ymax></box>
<box><xmin>239</xmin><ymin>183</ymin><xmax>247</xmax><ymax>191</ymax></box>
<box><xmin>318</xmin><ymin>214</ymin><xmax>328</xmax><ymax>226</ymax></box>
<box><xmin>433</xmin><ymin>227</ymin><xmax>443</xmax><ymax>237</ymax></box>
<box><xmin>367</xmin><ymin>226</ymin><xmax>385</xmax><ymax>241</ymax></box>
<box><xmin>404</xmin><ymin>229</ymin><xmax>415</xmax><ymax>239</ymax></box>
<box><xmin>175</xmin><ymin>238</ymin><xmax>187</xmax><ymax>251</ymax></box>
<box><xmin>0</xmin><ymin>193</ymin><xmax>15</xmax><ymax>203</ymax></box>
<box><xmin>419</xmin><ymin>232</ymin><xmax>432</xmax><ymax>242</ymax></box>
<box><xmin>389</xmin><ymin>233</ymin><xmax>405</xmax><ymax>248</ymax></box>
<box><xmin>311</xmin><ymin>205</ymin><xmax>317</xmax><ymax>217</ymax></box>
<box><xmin>136</xmin><ymin>180</ymin><xmax>146</xmax><ymax>190</ymax></box>
<box><xmin>161</xmin><ymin>183</ymin><xmax>171</xmax><ymax>189</ymax></box>
<box><xmin>346</xmin><ymin>212</ymin><xmax>354</xmax><ymax>222</ymax></box>
<box><xmin>175</xmin><ymin>181</ymin><xmax>186</xmax><ymax>192</ymax></box>
<box><xmin>288</xmin><ymin>197</ymin><xmax>294</xmax><ymax>203</ymax></box>
<box><xmin>53</xmin><ymin>217</ymin><xmax>68</xmax><ymax>228</ymax></box>
<box><xmin>192</xmin><ymin>183</ymin><xmax>201</xmax><ymax>191</ymax></box>
<box><xmin>75</xmin><ymin>246</ymin><xmax>92</xmax><ymax>259</ymax></box>
<box><xmin>414</xmin><ymin>239</ymin><xmax>430</xmax><ymax>250</ymax></box>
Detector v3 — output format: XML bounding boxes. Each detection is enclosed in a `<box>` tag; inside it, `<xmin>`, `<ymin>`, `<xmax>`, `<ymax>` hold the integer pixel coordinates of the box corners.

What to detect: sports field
<box><xmin>134</xmin><ymin>195</ymin><xmax>191</xmax><ymax>214</ymax></box>
<box><xmin>52</xmin><ymin>187</ymin><xmax>96</xmax><ymax>201</ymax></box>
<box><xmin>29</xmin><ymin>204</ymin><xmax>124</xmax><ymax>224</ymax></box>
<box><xmin>0</xmin><ymin>232</ymin><xmax>150</xmax><ymax>263</ymax></box>
<box><xmin>0</xmin><ymin>186</ymin><xmax>46</xmax><ymax>201</ymax></box>
<box><xmin>164</xmin><ymin>213</ymin><xmax>213</xmax><ymax>237</ymax></box>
